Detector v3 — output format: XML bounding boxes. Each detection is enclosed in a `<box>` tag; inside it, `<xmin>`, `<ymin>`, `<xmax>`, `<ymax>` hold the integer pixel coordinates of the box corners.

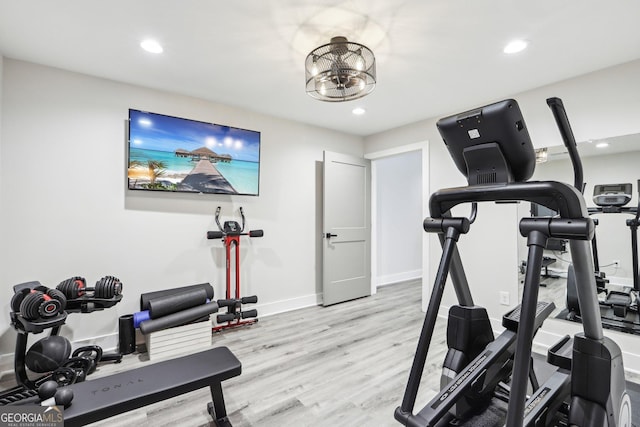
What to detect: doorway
<box><xmin>366</xmin><ymin>142</ymin><xmax>429</xmax><ymax>300</ymax></box>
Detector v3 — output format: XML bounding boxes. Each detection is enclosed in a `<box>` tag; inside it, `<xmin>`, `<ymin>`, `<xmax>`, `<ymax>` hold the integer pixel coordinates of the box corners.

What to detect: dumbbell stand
<box><xmin>65</xmin><ymin>294</ymin><xmax>123</xmax><ymax>313</ymax></box>
<box><xmin>214</xmin><ymin>234</ymin><xmax>257</xmax><ymax>332</ymax></box>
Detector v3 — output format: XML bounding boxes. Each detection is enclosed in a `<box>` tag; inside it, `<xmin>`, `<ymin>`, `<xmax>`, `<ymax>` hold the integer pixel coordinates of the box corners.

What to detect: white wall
<box><xmin>373</xmin><ymin>151</ymin><xmax>422</xmax><ymax>286</ymax></box>
<box><xmin>364</xmin><ymin>59</ymin><xmax>640</xmax><ymax>372</ymax></box>
<box><xmin>0</xmin><ymin>54</ymin><xmax>3</xmax><ymax>223</ymax></box>
<box><xmin>0</xmin><ymin>59</ymin><xmax>364</xmax><ymax>357</ymax></box>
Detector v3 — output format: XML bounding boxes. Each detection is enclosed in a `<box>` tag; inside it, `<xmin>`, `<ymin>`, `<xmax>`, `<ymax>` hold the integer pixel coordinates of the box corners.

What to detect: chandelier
<box><xmin>305</xmin><ymin>36</ymin><xmax>376</xmax><ymax>102</ymax></box>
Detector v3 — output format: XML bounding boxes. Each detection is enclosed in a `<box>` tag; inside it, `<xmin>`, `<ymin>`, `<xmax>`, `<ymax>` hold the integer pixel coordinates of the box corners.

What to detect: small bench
<box><xmin>62</xmin><ymin>346</ymin><xmax>241</xmax><ymax>427</ymax></box>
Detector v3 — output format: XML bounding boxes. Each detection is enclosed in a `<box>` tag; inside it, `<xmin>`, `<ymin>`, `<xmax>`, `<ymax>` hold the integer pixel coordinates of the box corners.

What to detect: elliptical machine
<box><xmin>395</xmin><ymin>98</ymin><xmax>631</xmax><ymax>426</ymax></box>
<box><xmin>566</xmin><ymin>182</ymin><xmax>640</xmax><ymax>334</ymax></box>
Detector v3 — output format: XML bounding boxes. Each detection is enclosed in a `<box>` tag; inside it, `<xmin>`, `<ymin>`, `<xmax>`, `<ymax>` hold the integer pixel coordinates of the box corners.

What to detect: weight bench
<box><xmin>62</xmin><ymin>346</ymin><xmax>241</xmax><ymax>427</ymax></box>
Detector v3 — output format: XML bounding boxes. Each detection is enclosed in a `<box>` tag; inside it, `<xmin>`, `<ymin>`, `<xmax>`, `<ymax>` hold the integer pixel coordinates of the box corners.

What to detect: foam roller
<box><xmin>140</xmin><ymin>283</ymin><xmax>214</xmax><ymax>311</ymax></box>
<box><xmin>133</xmin><ymin>310</ymin><xmax>150</xmax><ymax>328</ymax></box>
<box><xmin>139</xmin><ymin>302</ymin><xmax>219</xmax><ymax>335</ymax></box>
<box><xmin>148</xmin><ymin>288</ymin><xmax>208</xmax><ymax>319</ymax></box>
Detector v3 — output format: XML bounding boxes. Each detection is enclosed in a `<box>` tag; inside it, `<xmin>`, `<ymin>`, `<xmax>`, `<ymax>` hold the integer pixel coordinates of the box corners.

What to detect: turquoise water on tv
<box><xmin>129</xmin><ymin>148</ymin><xmax>259</xmax><ymax>195</ymax></box>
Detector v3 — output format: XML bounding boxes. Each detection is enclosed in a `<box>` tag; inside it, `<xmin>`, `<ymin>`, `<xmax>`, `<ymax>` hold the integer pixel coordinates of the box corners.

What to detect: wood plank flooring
<box><xmin>86</xmin><ymin>280</ymin><xmax>444</xmax><ymax>427</ymax></box>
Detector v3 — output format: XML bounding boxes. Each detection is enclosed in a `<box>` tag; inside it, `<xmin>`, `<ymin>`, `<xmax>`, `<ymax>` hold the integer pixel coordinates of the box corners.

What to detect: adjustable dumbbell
<box><xmin>10</xmin><ymin>286</ymin><xmax>67</xmax><ymax>320</ymax></box>
<box><xmin>57</xmin><ymin>276</ymin><xmax>122</xmax><ymax>299</ymax></box>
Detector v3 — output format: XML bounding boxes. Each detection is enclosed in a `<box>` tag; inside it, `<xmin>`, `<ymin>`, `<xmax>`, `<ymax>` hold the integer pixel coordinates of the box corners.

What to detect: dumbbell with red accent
<box><xmin>57</xmin><ymin>276</ymin><xmax>123</xmax><ymax>299</ymax></box>
<box><xmin>10</xmin><ymin>286</ymin><xmax>67</xmax><ymax>320</ymax></box>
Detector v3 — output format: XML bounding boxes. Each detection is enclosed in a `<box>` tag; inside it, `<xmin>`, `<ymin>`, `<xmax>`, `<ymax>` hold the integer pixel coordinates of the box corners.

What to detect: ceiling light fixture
<box><xmin>596</xmin><ymin>142</ymin><xmax>610</xmax><ymax>148</ymax></box>
<box><xmin>305</xmin><ymin>36</ymin><xmax>376</xmax><ymax>102</ymax></box>
<box><xmin>503</xmin><ymin>39</ymin><xmax>528</xmax><ymax>54</ymax></box>
<box><xmin>352</xmin><ymin>107</ymin><xmax>366</xmax><ymax>115</ymax></box>
<box><xmin>140</xmin><ymin>39</ymin><xmax>163</xmax><ymax>54</ymax></box>
<box><xmin>535</xmin><ymin>148</ymin><xmax>548</xmax><ymax>163</ymax></box>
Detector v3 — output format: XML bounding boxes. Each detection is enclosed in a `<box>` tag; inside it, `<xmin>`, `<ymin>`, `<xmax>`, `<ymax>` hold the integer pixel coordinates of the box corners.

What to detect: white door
<box><xmin>323</xmin><ymin>151</ymin><xmax>371</xmax><ymax>306</ymax></box>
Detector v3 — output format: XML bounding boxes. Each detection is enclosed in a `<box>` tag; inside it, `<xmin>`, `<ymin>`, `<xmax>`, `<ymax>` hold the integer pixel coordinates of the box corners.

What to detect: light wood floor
<box><xmin>87</xmin><ymin>280</ymin><xmax>444</xmax><ymax>427</ymax></box>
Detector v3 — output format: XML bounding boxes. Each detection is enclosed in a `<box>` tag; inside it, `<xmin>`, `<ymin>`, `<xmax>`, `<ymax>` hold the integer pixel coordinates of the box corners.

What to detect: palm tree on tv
<box><xmin>129</xmin><ymin>159</ymin><xmax>168</xmax><ymax>186</ymax></box>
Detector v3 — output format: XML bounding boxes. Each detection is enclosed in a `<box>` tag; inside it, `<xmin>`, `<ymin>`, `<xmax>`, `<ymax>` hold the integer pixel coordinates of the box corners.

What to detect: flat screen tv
<box><xmin>127</xmin><ymin>109</ymin><xmax>260</xmax><ymax>196</ymax></box>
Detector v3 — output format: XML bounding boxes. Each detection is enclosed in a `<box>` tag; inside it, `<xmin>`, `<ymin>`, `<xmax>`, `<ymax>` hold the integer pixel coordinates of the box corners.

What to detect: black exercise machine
<box><xmin>207</xmin><ymin>206</ymin><xmax>262</xmax><ymax>331</ymax></box>
<box><xmin>566</xmin><ymin>181</ymin><xmax>640</xmax><ymax>334</ymax></box>
<box><xmin>395</xmin><ymin>98</ymin><xmax>631</xmax><ymax>426</ymax></box>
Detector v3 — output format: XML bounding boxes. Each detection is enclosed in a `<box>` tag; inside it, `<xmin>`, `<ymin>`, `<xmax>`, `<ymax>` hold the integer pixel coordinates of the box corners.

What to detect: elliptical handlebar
<box><xmin>207</xmin><ymin>206</ymin><xmax>263</xmax><ymax>239</ymax></box>
<box><xmin>239</xmin><ymin>207</ymin><xmax>246</xmax><ymax>232</ymax></box>
<box><xmin>214</xmin><ymin>206</ymin><xmax>223</xmax><ymax>233</ymax></box>
<box><xmin>546</xmin><ymin>97</ymin><xmax>584</xmax><ymax>193</ymax></box>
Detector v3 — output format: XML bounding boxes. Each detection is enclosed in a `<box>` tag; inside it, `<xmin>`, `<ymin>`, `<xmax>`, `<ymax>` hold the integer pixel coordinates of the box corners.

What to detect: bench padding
<box><xmin>63</xmin><ymin>346</ymin><xmax>241</xmax><ymax>426</ymax></box>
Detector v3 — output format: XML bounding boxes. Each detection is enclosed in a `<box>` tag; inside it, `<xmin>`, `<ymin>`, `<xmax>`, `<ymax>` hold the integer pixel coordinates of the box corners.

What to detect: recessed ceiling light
<box><xmin>596</xmin><ymin>142</ymin><xmax>609</xmax><ymax>148</ymax></box>
<box><xmin>503</xmin><ymin>39</ymin><xmax>528</xmax><ymax>54</ymax></box>
<box><xmin>141</xmin><ymin>39</ymin><xmax>163</xmax><ymax>54</ymax></box>
<box><xmin>352</xmin><ymin>107</ymin><xmax>366</xmax><ymax>115</ymax></box>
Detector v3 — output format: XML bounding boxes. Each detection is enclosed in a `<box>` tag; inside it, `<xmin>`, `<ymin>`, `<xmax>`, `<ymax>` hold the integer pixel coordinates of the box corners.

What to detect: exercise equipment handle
<box><xmin>546</xmin><ymin>97</ymin><xmax>584</xmax><ymax>192</ymax></box>
<box><xmin>207</xmin><ymin>231</ymin><xmax>224</xmax><ymax>239</ymax></box>
<box><xmin>241</xmin><ymin>309</ymin><xmax>258</xmax><ymax>319</ymax></box>
<box><xmin>239</xmin><ymin>207</ymin><xmax>246</xmax><ymax>233</ymax></box>
<box><xmin>214</xmin><ymin>206</ymin><xmax>223</xmax><ymax>232</ymax></box>
<box><xmin>249</xmin><ymin>230</ymin><xmax>263</xmax><ymax>238</ymax></box>
<box><xmin>217</xmin><ymin>295</ymin><xmax>258</xmax><ymax>307</ymax></box>
<box><xmin>217</xmin><ymin>309</ymin><xmax>258</xmax><ymax>323</ymax></box>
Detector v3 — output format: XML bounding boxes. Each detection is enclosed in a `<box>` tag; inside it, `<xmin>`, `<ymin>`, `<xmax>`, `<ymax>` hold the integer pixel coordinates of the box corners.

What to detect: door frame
<box><xmin>365</xmin><ymin>141</ymin><xmax>429</xmax><ymax>298</ymax></box>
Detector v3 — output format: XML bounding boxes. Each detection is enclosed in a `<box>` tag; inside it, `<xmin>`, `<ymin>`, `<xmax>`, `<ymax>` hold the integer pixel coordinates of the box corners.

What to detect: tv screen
<box><xmin>127</xmin><ymin>110</ymin><xmax>260</xmax><ymax>196</ymax></box>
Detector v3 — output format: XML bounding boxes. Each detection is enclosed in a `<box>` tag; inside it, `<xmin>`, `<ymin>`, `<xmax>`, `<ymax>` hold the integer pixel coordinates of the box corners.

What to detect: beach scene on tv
<box><xmin>127</xmin><ymin>110</ymin><xmax>260</xmax><ymax>195</ymax></box>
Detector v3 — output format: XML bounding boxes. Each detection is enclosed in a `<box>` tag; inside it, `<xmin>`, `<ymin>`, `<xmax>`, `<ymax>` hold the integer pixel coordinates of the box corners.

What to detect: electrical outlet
<box><xmin>499</xmin><ymin>291</ymin><xmax>510</xmax><ymax>306</ymax></box>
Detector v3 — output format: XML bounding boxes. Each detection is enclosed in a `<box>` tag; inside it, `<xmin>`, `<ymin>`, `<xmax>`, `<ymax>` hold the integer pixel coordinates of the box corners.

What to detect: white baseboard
<box><xmin>255</xmin><ymin>293</ymin><xmax>321</xmax><ymax>317</ymax></box>
<box><xmin>376</xmin><ymin>270</ymin><xmax>421</xmax><ymax>287</ymax></box>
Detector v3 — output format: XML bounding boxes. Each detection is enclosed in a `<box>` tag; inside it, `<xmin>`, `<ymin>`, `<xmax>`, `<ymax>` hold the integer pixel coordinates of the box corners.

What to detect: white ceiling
<box><xmin>1</xmin><ymin>0</ymin><xmax>639</xmax><ymax>137</ymax></box>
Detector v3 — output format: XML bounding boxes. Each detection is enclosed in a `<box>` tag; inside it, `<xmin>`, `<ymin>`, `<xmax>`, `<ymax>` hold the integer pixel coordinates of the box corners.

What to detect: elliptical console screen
<box><xmin>592</xmin><ymin>183</ymin><xmax>632</xmax><ymax>207</ymax></box>
<box><xmin>436</xmin><ymin>99</ymin><xmax>535</xmax><ymax>185</ymax></box>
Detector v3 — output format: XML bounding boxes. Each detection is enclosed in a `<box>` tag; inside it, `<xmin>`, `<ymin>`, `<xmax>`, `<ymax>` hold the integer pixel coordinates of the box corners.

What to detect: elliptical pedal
<box><xmin>502</xmin><ymin>301</ymin><xmax>555</xmax><ymax>333</ymax></box>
